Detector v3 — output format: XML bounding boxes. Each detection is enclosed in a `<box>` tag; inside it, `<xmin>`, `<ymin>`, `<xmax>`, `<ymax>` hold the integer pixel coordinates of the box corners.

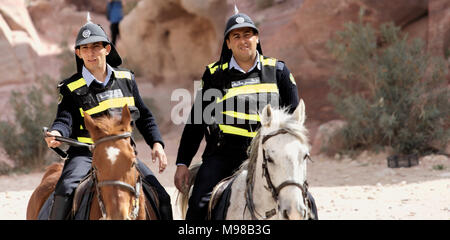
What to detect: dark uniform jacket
<box><xmin>176</xmin><ymin>55</ymin><xmax>299</xmax><ymax>166</ymax></box>
<box><xmin>51</xmin><ymin>67</ymin><xmax>163</xmax><ymax>156</ymax></box>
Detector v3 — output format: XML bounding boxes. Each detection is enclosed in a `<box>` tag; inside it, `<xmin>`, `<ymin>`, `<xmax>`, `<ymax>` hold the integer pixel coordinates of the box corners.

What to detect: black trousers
<box><xmin>54</xmin><ymin>155</ymin><xmax>91</xmax><ymax>197</ymax></box>
<box><xmin>186</xmin><ymin>154</ymin><xmax>243</xmax><ymax>220</ymax></box>
<box><xmin>54</xmin><ymin>155</ymin><xmax>171</xmax><ymax>212</ymax></box>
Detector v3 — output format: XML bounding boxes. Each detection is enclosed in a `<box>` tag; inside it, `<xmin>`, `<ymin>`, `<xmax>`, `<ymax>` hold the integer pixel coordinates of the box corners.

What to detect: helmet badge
<box><xmin>236</xmin><ymin>17</ymin><xmax>245</xmax><ymax>24</ymax></box>
<box><xmin>82</xmin><ymin>29</ymin><xmax>91</xmax><ymax>38</ymax></box>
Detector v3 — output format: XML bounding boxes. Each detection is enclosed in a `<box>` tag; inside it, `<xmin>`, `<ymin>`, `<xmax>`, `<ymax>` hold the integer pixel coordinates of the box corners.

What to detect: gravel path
<box><xmin>1</xmin><ymin>151</ymin><xmax>449</xmax><ymax>220</ymax></box>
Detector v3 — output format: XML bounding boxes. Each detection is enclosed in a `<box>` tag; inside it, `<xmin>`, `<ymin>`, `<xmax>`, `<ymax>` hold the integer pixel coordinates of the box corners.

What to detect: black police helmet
<box><xmin>74</xmin><ymin>22</ymin><xmax>122</xmax><ymax>72</ymax></box>
<box><xmin>219</xmin><ymin>13</ymin><xmax>263</xmax><ymax>65</ymax></box>
<box><xmin>224</xmin><ymin>13</ymin><xmax>259</xmax><ymax>39</ymax></box>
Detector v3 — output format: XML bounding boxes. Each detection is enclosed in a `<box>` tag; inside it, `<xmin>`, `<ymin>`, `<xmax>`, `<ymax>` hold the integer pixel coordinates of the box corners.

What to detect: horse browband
<box><xmin>93</xmin><ymin>132</ymin><xmax>132</xmax><ymax>148</ymax></box>
<box><xmin>261</xmin><ymin>129</ymin><xmax>289</xmax><ymax>145</ymax></box>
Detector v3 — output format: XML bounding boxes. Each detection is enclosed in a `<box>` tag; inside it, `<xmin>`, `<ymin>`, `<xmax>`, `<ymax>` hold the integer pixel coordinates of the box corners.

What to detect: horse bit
<box><xmin>260</xmin><ymin>129</ymin><xmax>312</xmax><ymax>219</ymax></box>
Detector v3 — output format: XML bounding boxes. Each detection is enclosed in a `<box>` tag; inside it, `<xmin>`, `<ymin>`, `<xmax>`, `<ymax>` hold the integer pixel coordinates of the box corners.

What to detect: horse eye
<box><xmin>267</xmin><ymin>156</ymin><xmax>274</xmax><ymax>163</ymax></box>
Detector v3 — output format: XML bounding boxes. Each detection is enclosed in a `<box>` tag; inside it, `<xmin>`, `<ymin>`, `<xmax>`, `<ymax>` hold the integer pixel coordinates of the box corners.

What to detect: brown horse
<box><xmin>27</xmin><ymin>105</ymin><xmax>156</xmax><ymax>220</ymax></box>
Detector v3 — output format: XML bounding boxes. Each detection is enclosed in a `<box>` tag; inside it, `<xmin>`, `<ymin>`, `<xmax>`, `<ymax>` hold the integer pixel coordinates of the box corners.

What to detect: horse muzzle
<box><xmin>278</xmin><ymin>188</ymin><xmax>309</xmax><ymax>220</ymax></box>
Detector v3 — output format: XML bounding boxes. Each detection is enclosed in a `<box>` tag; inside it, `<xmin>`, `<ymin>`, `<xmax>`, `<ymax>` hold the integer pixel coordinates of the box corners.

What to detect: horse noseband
<box><xmin>93</xmin><ymin>168</ymin><xmax>142</xmax><ymax>220</ymax></box>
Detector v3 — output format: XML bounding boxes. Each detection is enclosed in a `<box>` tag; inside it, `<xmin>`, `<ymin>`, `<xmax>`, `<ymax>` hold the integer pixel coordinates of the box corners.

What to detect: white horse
<box><xmin>177</xmin><ymin>100</ymin><xmax>314</xmax><ymax>220</ymax></box>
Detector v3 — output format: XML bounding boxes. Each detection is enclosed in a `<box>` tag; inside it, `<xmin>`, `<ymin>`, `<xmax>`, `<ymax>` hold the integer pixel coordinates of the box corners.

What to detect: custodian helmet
<box><xmin>218</xmin><ymin>13</ymin><xmax>263</xmax><ymax>65</ymax></box>
<box><xmin>74</xmin><ymin>21</ymin><xmax>122</xmax><ymax>72</ymax></box>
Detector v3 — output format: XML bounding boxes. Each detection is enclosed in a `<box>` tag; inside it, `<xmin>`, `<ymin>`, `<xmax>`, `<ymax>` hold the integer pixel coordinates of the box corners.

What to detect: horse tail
<box><xmin>175</xmin><ymin>162</ymin><xmax>201</xmax><ymax>219</ymax></box>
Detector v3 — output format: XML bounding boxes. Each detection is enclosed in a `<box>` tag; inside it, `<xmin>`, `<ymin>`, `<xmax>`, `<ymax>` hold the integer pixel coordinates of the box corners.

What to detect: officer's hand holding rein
<box><xmin>45</xmin><ymin>130</ymin><xmax>62</xmax><ymax>148</ymax></box>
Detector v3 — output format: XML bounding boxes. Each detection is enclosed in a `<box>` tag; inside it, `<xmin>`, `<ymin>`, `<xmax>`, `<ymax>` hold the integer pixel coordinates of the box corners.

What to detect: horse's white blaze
<box><xmin>106</xmin><ymin>146</ymin><xmax>121</xmax><ymax>165</ymax></box>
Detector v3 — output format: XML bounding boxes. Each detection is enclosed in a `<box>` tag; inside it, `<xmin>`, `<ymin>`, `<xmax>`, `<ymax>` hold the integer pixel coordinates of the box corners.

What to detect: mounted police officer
<box><xmin>174</xmin><ymin>12</ymin><xmax>318</xmax><ymax>220</ymax></box>
<box><xmin>44</xmin><ymin>18</ymin><xmax>173</xmax><ymax>220</ymax></box>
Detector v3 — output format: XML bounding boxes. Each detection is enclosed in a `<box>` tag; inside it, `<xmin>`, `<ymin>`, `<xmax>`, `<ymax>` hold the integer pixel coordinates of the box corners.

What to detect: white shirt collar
<box><xmin>229</xmin><ymin>51</ymin><xmax>261</xmax><ymax>73</ymax></box>
<box><xmin>82</xmin><ymin>64</ymin><xmax>113</xmax><ymax>87</ymax></box>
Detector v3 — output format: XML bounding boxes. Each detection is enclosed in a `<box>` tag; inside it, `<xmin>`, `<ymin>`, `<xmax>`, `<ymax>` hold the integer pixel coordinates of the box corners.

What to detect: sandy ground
<box><xmin>0</xmin><ymin>138</ymin><xmax>449</xmax><ymax>220</ymax></box>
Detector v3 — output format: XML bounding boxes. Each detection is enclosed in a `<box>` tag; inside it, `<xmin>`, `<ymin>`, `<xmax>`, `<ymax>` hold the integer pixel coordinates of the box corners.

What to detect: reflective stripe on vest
<box><xmin>216</xmin><ymin>83</ymin><xmax>278</xmax><ymax>103</ymax></box>
<box><xmin>68</xmin><ymin>71</ymin><xmax>132</xmax><ymax>93</ymax></box>
<box><xmin>83</xmin><ymin>97</ymin><xmax>135</xmax><ymax>115</ymax></box>
<box><xmin>208</xmin><ymin>62</ymin><xmax>229</xmax><ymax>75</ymax></box>
<box><xmin>218</xmin><ymin>124</ymin><xmax>257</xmax><ymax>138</ymax></box>
<box><xmin>67</xmin><ymin>78</ymin><xmax>87</xmax><ymax>92</ymax></box>
<box><xmin>207</xmin><ymin>56</ymin><xmax>279</xmax><ymax>138</ymax></box>
<box><xmin>208</xmin><ymin>56</ymin><xmax>275</xmax><ymax>75</ymax></box>
<box><xmin>221</xmin><ymin>111</ymin><xmax>261</xmax><ymax>122</ymax></box>
<box><xmin>77</xmin><ymin>137</ymin><xmax>94</xmax><ymax>144</ymax></box>
<box><xmin>66</xmin><ymin>70</ymin><xmax>135</xmax><ymax>145</ymax></box>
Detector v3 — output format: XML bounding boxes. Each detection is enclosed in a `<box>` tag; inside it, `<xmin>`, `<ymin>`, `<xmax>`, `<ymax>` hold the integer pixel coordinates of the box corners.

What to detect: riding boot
<box><xmin>158</xmin><ymin>201</ymin><xmax>173</xmax><ymax>220</ymax></box>
<box><xmin>49</xmin><ymin>195</ymin><xmax>72</xmax><ymax>220</ymax></box>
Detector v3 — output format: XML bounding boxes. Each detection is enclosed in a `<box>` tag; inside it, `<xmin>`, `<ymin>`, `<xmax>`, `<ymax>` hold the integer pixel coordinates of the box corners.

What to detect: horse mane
<box><xmin>233</xmin><ymin>106</ymin><xmax>309</xmax><ymax>219</ymax></box>
<box><xmin>90</xmin><ymin>115</ymin><xmax>130</xmax><ymax>138</ymax></box>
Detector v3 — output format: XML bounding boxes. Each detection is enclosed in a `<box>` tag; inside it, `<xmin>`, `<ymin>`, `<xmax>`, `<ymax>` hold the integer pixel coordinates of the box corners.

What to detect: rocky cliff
<box><xmin>0</xmin><ymin>0</ymin><xmax>42</xmax><ymax>85</ymax></box>
<box><xmin>0</xmin><ymin>0</ymin><xmax>448</xmax><ymax>123</ymax></box>
<box><xmin>117</xmin><ymin>0</ymin><xmax>226</xmax><ymax>85</ymax></box>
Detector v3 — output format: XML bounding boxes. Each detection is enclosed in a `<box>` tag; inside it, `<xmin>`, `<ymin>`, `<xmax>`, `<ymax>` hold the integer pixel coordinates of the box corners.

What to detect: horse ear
<box><xmin>261</xmin><ymin>104</ymin><xmax>272</xmax><ymax>127</ymax></box>
<box><xmin>121</xmin><ymin>104</ymin><xmax>131</xmax><ymax>127</ymax></box>
<box><xmin>84</xmin><ymin>111</ymin><xmax>97</xmax><ymax>134</ymax></box>
<box><xmin>293</xmin><ymin>99</ymin><xmax>306</xmax><ymax>125</ymax></box>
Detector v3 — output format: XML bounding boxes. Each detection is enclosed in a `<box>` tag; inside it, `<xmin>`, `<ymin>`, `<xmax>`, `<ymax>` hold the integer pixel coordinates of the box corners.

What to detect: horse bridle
<box><xmin>90</xmin><ymin>132</ymin><xmax>142</xmax><ymax>220</ymax></box>
<box><xmin>259</xmin><ymin>129</ymin><xmax>311</xmax><ymax>219</ymax></box>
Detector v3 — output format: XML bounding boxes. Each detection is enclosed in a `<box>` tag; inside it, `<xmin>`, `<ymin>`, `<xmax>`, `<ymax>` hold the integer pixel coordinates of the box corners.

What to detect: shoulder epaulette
<box><xmin>57</xmin><ymin>73</ymin><xmax>81</xmax><ymax>88</ymax></box>
<box><xmin>259</xmin><ymin>55</ymin><xmax>277</xmax><ymax>67</ymax></box>
<box><xmin>207</xmin><ymin>61</ymin><xmax>229</xmax><ymax>75</ymax></box>
<box><xmin>276</xmin><ymin>61</ymin><xmax>285</xmax><ymax>71</ymax></box>
<box><xmin>112</xmin><ymin>67</ymin><xmax>133</xmax><ymax>80</ymax></box>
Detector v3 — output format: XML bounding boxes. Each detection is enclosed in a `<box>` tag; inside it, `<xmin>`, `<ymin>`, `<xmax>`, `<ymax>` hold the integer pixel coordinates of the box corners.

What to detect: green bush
<box><xmin>327</xmin><ymin>10</ymin><xmax>449</xmax><ymax>156</ymax></box>
<box><xmin>445</xmin><ymin>47</ymin><xmax>450</xmax><ymax>60</ymax></box>
<box><xmin>0</xmin><ymin>76</ymin><xmax>58</xmax><ymax>170</ymax></box>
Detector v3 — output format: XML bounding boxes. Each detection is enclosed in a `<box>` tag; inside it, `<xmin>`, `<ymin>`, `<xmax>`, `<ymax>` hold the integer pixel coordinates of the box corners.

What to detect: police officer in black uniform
<box><xmin>174</xmin><ymin>12</ymin><xmax>318</xmax><ymax>220</ymax></box>
<box><xmin>44</xmin><ymin>20</ymin><xmax>173</xmax><ymax>220</ymax></box>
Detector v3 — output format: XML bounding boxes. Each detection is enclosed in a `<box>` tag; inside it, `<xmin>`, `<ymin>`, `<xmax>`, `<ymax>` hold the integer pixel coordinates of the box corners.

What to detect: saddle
<box><xmin>207</xmin><ymin>175</ymin><xmax>236</xmax><ymax>220</ymax></box>
<box><xmin>38</xmin><ymin>170</ymin><xmax>160</xmax><ymax>220</ymax></box>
